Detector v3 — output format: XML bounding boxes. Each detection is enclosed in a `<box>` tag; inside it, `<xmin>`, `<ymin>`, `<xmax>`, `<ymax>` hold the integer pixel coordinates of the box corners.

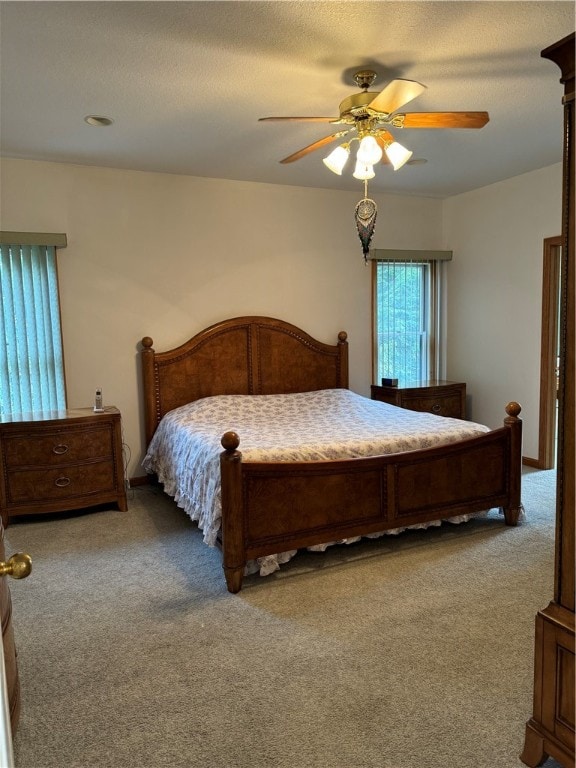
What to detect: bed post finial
<box><xmin>221</xmin><ymin>431</ymin><xmax>240</xmax><ymax>452</ymax></box>
<box><xmin>504</xmin><ymin>401</ymin><xmax>521</xmax><ymax>420</ymax></box>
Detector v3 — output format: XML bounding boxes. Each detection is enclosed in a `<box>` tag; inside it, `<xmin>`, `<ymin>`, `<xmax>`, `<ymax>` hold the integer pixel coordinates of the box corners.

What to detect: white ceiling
<box><xmin>0</xmin><ymin>1</ymin><xmax>573</xmax><ymax>198</ymax></box>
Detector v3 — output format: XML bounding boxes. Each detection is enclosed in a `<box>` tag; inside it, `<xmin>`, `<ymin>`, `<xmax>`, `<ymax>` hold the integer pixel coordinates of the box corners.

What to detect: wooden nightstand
<box><xmin>0</xmin><ymin>406</ymin><xmax>128</xmax><ymax>526</ymax></box>
<box><xmin>371</xmin><ymin>380</ymin><xmax>466</xmax><ymax>419</ymax></box>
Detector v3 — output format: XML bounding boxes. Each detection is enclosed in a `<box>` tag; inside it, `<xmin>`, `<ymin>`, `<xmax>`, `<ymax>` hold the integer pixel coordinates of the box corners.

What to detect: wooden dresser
<box><xmin>371</xmin><ymin>380</ymin><xmax>466</xmax><ymax>419</ymax></box>
<box><xmin>521</xmin><ymin>32</ymin><xmax>575</xmax><ymax>768</ymax></box>
<box><xmin>0</xmin><ymin>407</ymin><xmax>128</xmax><ymax>526</ymax></box>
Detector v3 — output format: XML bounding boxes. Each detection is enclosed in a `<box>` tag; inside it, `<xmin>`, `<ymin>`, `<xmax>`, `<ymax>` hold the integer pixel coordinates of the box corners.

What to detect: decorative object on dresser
<box><xmin>0</xmin><ymin>407</ymin><xmax>128</xmax><ymax>526</ymax></box>
<box><xmin>370</xmin><ymin>380</ymin><xmax>466</xmax><ymax>419</ymax></box>
<box><xmin>521</xmin><ymin>32</ymin><xmax>575</xmax><ymax>768</ymax></box>
<box><xmin>140</xmin><ymin>316</ymin><xmax>523</xmax><ymax>593</ymax></box>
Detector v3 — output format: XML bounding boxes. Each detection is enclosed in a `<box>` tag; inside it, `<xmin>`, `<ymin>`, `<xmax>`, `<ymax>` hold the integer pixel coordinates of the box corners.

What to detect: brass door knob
<box><xmin>0</xmin><ymin>553</ymin><xmax>32</xmax><ymax>580</ymax></box>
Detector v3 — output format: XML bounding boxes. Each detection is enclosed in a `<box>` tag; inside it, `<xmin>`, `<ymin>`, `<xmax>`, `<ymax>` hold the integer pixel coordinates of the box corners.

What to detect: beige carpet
<box><xmin>6</xmin><ymin>468</ymin><xmax>563</xmax><ymax>768</ymax></box>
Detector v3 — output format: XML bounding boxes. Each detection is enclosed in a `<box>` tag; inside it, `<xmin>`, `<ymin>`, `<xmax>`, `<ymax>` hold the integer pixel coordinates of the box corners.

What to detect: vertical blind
<box><xmin>0</xmin><ymin>243</ymin><xmax>66</xmax><ymax>415</ymax></box>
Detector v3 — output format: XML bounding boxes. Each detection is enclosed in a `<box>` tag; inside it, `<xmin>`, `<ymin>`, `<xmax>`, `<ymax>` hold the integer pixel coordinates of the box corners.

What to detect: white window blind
<box><xmin>0</xmin><ymin>239</ymin><xmax>67</xmax><ymax>415</ymax></box>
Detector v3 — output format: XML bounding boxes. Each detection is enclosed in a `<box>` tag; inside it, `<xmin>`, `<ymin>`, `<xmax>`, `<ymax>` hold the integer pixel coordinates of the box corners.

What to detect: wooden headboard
<box><xmin>140</xmin><ymin>316</ymin><xmax>349</xmax><ymax>445</ymax></box>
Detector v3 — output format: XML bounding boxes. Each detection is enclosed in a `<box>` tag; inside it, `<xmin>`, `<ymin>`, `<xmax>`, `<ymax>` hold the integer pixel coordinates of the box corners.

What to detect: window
<box><xmin>0</xmin><ymin>233</ymin><xmax>67</xmax><ymax>415</ymax></box>
<box><xmin>371</xmin><ymin>249</ymin><xmax>451</xmax><ymax>385</ymax></box>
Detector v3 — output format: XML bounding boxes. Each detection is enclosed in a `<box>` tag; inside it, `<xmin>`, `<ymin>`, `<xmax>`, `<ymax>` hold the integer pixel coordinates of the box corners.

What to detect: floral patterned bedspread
<box><xmin>142</xmin><ymin>388</ymin><xmax>491</xmax><ymax>575</ymax></box>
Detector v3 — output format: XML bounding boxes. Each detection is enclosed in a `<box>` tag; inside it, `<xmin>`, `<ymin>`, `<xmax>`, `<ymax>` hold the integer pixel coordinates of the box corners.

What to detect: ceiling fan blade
<box><xmin>259</xmin><ymin>116</ymin><xmax>339</xmax><ymax>123</ymax></box>
<box><xmin>368</xmin><ymin>79</ymin><xmax>427</xmax><ymax>115</ymax></box>
<box><xmin>400</xmin><ymin>111</ymin><xmax>490</xmax><ymax>128</ymax></box>
<box><xmin>279</xmin><ymin>132</ymin><xmax>348</xmax><ymax>164</ymax></box>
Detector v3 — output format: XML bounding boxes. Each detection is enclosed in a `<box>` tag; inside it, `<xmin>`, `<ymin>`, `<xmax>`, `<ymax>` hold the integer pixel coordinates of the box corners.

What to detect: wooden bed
<box><xmin>141</xmin><ymin>315</ymin><xmax>523</xmax><ymax>593</ymax></box>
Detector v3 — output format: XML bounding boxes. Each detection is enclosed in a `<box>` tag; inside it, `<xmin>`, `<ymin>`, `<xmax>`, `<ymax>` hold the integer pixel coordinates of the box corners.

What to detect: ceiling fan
<box><xmin>259</xmin><ymin>70</ymin><xmax>489</xmax><ymax>177</ymax></box>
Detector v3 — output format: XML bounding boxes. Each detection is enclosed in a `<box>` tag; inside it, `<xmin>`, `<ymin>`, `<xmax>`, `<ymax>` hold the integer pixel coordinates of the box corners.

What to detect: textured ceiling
<box><xmin>0</xmin><ymin>1</ymin><xmax>574</xmax><ymax>198</ymax></box>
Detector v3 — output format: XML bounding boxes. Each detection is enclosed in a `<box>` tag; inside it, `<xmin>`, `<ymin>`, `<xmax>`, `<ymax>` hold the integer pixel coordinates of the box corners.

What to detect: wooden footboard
<box><xmin>220</xmin><ymin>402</ymin><xmax>522</xmax><ymax>593</ymax></box>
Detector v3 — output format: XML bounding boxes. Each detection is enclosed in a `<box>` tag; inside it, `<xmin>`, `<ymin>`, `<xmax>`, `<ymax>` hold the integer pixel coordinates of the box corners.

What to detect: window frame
<box><xmin>370</xmin><ymin>248</ymin><xmax>451</xmax><ymax>386</ymax></box>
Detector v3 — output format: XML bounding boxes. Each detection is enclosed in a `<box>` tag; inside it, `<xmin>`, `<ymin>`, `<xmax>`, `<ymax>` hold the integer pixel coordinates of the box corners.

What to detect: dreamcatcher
<box><xmin>354</xmin><ymin>181</ymin><xmax>377</xmax><ymax>263</ymax></box>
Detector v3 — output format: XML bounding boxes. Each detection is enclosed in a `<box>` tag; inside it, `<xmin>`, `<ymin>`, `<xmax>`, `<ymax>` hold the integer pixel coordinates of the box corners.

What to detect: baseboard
<box><xmin>129</xmin><ymin>475</ymin><xmax>151</xmax><ymax>488</ymax></box>
<box><xmin>523</xmin><ymin>456</ymin><xmax>544</xmax><ymax>468</ymax></box>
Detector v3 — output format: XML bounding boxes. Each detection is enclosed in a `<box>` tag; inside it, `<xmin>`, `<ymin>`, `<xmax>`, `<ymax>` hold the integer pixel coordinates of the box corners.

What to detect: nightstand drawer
<box><xmin>371</xmin><ymin>381</ymin><xmax>466</xmax><ymax>419</ymax></box>
<box><xmin>6</xmin><ymin>461</ymin><xmax>116</xmax><ymax>503</ymax></box>
<box><xmin>401</xmin><ymin>393</ymin><xmax>463</xmax><ymax>418</ymax></box>
<box><xmin>3</xmin><ymin>426</ymin><xmax>113</xmax><ymax>468</ymax></box>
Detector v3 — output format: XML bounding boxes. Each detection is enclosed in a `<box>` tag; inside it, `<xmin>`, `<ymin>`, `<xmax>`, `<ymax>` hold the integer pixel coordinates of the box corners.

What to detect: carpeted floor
<box><xmin>5</xmin><ymin>468</ymin><xmax>563</xmax><ymax>768</ymax></box>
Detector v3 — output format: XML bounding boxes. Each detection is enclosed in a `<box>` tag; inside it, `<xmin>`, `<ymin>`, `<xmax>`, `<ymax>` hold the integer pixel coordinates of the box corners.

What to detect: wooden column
<box><xmin>521</xmin><ymin>31</ymin><xmax>575</xmax><ymax>768</ymax></box>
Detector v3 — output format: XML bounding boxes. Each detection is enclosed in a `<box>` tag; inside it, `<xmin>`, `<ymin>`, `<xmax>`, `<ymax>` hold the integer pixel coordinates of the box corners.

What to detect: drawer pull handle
<box><xmin>431</xmin><ymin>404</ymin><xmax>442</xmax><ymax>413</ymax></box>
<box><xmin>0</xmin><ymin>553</ymin><xmax>32</xmax><ymax>580</ymax></box>
<box><xmin>52</xmin><ymin>444</ymin><xmax>69</xmax><ymax>455</ymax></box>
<box><xmin>55</xmin><ymin>476</ymin><xmax>71</xmax><ymax>488</ymax></box>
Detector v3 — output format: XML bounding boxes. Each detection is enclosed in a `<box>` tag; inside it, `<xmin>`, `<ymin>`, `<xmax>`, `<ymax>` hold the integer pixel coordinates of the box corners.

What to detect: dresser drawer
<box><xmin>3</xmin><ymin>426</ymin><xmax>113</xmax><ymax>468</ymax></box>
<box><xmin>5</xmin><ymin>461</ymin><xmax>116</xmax><ymax>503</ymax></box>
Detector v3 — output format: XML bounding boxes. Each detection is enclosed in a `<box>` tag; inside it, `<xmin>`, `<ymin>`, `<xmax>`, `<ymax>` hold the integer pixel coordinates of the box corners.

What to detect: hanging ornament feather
<box><xmin>354</xmin><ymin>196</ymin><xmax>377</xmax><ymax>262</ymax></box>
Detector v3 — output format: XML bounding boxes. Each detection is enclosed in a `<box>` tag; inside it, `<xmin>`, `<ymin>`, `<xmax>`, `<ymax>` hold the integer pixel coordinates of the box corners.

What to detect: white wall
<box><xmin>1</xmin><ymin>158</ymin><xmax>563</xmax><ymax>472</ymax></box>
<box><xmin>443</xmin><ymin>164</ymin><xmax>562</xmax><ymax>459</ymax></box>
<box><xmin>0</xmin><ymin>158</ymin><xmax>443</xmax><ymax>478</ymax></box>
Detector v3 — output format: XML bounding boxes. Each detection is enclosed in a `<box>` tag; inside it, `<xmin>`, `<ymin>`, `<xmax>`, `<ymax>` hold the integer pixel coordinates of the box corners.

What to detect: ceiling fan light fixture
<box><xmin>352</xmin><ymin>160</ymin><xmax>375</xmax><ymax>181</ymax></box>
<box><xmin>322</xmin><ymin>144</ymin><xmax>350</xmax><ymax>175</ymax></box>
<box><xmin>357</xmin><ymin>135</ymin><xmax>383</xmax><ymax>165</ymax></box>
<box><xmin>385</xmin><ymin>141</ymin><xmax>413</xmax><ymax>171</ymax></box>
